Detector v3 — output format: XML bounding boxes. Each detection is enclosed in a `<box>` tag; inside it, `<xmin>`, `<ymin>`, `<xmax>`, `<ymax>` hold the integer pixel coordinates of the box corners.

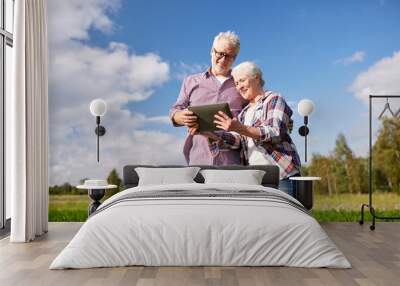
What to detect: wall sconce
<box><xmin>297</xmin><ymin>99</ymin><xmax>315</xmax><ymax>162</ymax></box>
<box><xmin>89</xmin><ymin>99</ymin><xmax>107</xmax><ymax>162</ymax></box>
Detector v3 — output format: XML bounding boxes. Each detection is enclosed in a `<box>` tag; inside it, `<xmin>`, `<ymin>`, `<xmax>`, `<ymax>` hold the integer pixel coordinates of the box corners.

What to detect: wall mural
<box><xmin>47</xmin><ymin>0</ymin><xmax>400</xmax><ymax>222</ymax></box>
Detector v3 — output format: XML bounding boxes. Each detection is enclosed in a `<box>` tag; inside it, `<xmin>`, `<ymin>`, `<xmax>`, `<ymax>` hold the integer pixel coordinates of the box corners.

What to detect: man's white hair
<box><xmin>232</xmin><ymin>61</ymin><xmax>265</xmax><ymax>87</ymax></box>
<box><xmin>212</xmin><ymin>31</ymin><xmax>240</xmax><ymax>55</ymax></box>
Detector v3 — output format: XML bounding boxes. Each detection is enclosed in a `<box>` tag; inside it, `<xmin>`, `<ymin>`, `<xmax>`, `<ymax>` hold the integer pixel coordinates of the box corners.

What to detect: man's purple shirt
<box><xmin>170</xmin><ymin>69</ymin><xmax>247</xmax><ymax>165</ymax></box>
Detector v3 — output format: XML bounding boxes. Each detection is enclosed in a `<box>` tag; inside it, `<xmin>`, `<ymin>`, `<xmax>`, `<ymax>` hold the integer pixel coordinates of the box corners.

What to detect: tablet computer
<box><xmin>188</xmin><ymin>102</ymin><xmax>233</xmax><ymax>132</ymax></box>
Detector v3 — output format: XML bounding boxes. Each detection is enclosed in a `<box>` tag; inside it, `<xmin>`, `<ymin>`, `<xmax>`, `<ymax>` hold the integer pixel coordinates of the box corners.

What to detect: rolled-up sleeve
<box><xmin>208</xmin><ymin>131</ymin><xmax>241</xmax><ymax>157</ymax></box>
<box><xmin>254</xmin><ymin>95</ymin><xmax>289</xmax><ymax>145</ymax></box>
<box><xmin>170</xmin><ymin>77</ymin><xmax>190</xmax><ymax>126</ymax></box>
<box><xmin>220</xmin><ymin>131</ymin><xmax>241</xmax><ymax>149</ymax></box>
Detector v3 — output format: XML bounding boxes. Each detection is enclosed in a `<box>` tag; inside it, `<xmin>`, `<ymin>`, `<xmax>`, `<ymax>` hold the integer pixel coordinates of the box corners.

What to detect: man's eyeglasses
<box><xmin>213</xmin><ymin>48</ymin><xmax>236</xmax><ymax>61</ymax></box>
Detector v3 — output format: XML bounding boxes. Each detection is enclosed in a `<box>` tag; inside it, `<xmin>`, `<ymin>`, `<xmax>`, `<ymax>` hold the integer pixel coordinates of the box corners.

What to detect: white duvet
<box><xmin>50</xmin><ymin>183</ymin><xmax>351</xmax><ymax>269</ymax></box>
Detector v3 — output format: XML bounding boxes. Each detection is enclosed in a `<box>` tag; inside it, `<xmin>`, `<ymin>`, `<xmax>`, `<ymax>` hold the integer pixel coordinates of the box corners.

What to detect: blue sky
<box><xmin>47</xmin><ymin>0</ymin><xmax>400</xmax><ymax>184</ymax></box>
<box><xmin>110</xmin><ymin>0</ymin><xmax>400</xmax><ymax>141</ymax></box>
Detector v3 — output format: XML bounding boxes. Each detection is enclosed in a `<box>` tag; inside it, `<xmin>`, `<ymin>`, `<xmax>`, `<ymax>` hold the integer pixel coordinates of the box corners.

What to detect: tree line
<box><xmin>303</xmin><ymin>117</ymin><xmax>400</xmax><ymax>195</ymax></box>
<box><xmin>49</xmin><ymin>169</ymin><xmax>122</xmax><ymax>195</ymax></box>
<box><xmin>49</xmin><ymin>117</ymin><xmax>400</xmax><ymax>196</ymax></box>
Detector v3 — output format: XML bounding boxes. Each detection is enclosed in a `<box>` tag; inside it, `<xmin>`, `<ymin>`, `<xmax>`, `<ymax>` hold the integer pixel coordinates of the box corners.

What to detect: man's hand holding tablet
<box><xmin>173</xmin><ymin>109</ymin><xmax>198</xmax><ymax>127</ymax></box>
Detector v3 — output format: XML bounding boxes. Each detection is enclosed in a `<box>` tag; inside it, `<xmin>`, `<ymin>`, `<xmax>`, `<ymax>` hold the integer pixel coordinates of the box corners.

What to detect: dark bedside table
<box><xmin>289</xmin><ymin>177</ymin><xmax>321</xmax><ymax>210</ymax></box>
<box><xmin>77</xmin><ymin>184</ymin><xmax>117</xmax><ymax>215</ymax></box>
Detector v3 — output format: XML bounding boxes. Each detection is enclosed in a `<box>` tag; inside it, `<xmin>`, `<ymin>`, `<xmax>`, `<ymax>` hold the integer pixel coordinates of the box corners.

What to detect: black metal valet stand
<box><xmin>359</xmin><ymin>95</ymin><xmax>400</xmax><ymax>230</ymax></box>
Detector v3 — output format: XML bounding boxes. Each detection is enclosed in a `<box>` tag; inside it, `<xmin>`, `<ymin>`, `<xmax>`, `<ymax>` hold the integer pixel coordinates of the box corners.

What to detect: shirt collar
<box><xmin>241</xmin><ymin>90</ymin><xmax>272</xmax><ymax>113</ymax></box>
<box><xmin>203</xmin><ymin>68</ymin><xmax>211</xmax><ymax>78</ymax></box>
<box><xmin>257</xmin><ymin>90</ymin><xmax>272</xmax><ymax>103</ymax></box>
<box><xmin>203</xmin><ymin>67</ymin><xmax>232</xmax><ymax>79</ymax></box>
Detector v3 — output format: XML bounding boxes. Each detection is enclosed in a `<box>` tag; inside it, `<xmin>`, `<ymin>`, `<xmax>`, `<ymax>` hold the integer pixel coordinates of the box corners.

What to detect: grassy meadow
<box><xmin>49</xmin><ymin>192</ymin><xmax>400</xmax><ymax>222</ymax></box>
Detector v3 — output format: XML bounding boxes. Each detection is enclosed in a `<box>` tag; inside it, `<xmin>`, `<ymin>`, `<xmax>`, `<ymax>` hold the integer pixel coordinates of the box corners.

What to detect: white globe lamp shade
<box><xmin>90</xmin><ymin>99</ymin><xmax>107</xmax><ymax>117</ymax></box>
<box><xmin>298</xmin><ymin>99</ymin><xmax>315</xmax><ymax>117</ymax></box>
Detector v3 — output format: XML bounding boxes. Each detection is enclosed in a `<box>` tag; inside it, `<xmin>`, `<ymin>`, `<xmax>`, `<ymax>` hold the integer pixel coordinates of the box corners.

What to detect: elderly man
<box><xmin>170</xmin><ymin>31</ymin><xmax>247</xmax><ymax>165</ymax></box>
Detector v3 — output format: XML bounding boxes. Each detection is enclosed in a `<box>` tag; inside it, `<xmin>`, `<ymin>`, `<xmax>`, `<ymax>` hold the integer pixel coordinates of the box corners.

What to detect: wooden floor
<box><xmin>0</xmin><ymin>222</ymin><xmax>399</xmax><ymax>286</ymax></box>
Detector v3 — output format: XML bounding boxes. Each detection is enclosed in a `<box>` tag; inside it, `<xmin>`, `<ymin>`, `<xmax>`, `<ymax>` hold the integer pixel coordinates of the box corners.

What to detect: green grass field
<box><xmin>49</xmin><ymin>193</ymin><xmax>400</xmax><ymax>222</ymax></box>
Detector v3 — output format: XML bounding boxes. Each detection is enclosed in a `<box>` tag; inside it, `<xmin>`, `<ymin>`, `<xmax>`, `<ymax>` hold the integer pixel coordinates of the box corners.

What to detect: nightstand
<box><xmin>289</xmin><ymin>177</ymin><xmax>321</xmax><ymax>210</ymax></box>
<box><xmin>77</xmin><ymin>183</ymin><xmax>117</xmax><ymax>215</ymax></box>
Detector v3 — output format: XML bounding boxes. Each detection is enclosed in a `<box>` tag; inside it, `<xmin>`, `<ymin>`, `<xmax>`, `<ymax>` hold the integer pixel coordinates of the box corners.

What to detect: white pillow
<box><xmin>135</xmin><ymin>167</ymin><xmax>201</xmax><ymax>186</ymax></box>
<box><xmin>200</xmin><ymin>169</ymin><xmax>266</xmax><ymax>185</ymax></box>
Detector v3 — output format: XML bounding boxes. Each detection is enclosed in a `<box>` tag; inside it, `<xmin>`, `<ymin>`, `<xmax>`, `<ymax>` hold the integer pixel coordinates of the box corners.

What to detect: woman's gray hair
<box><xmin>232</xmin><ymin>61</ymin><xmax>265</xmax><ymax>87</ymax></box>
<box><xmin>212</xmin><ymin>31</ymin><xmax>240</xmax><ymax>55</ymax></box>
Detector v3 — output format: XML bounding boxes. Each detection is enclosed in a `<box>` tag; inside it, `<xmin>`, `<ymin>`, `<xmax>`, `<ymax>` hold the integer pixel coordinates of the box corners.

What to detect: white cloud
<box><xmin>50</xmin><ymin>130</ymin><xmax>185</xmax><ymax>186</ymax></box>
<box><xmin>48</xmin><ymin>0</ymin><xmax>185</xmax><ymax>185</ymax></box>
<box><xmin>174</xmin><ymin>62</ymin><xmax>208</xmax><ymax>80</ymax></box>
<box><xmin>146</xmin><ymin>116</ymin><xmax>172</xmax><ymax>124</ymax></box>
<box><xmin>48</xmin><ymin>0</ymin><xmax>119</xmax><ymax>47</ymax></box>
<box><xmin>347</xmin><ymin>51</ymin><xmax>400</xmax><ymax>157</ymax></box>
<box><xmin>334</xmin><ymin>51</ymin><xmax>366</xmax><ymax>66</ymax></box>
<box><xmin>349</xmin><ymin>51</ymin><xmax>400</xmax><ymax>103</ymax></box>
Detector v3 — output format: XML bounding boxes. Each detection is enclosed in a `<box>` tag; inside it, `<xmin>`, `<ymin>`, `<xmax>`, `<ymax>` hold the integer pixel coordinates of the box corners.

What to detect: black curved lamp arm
<box><xmin>94</xmin><ymin>116</ymin><xmax>106</xmax><ymax>162</ymax></box>
<box><xmin>298</xmin><ymin>116</ymin><xmax>309</xmax><ymax>162</ymax></box>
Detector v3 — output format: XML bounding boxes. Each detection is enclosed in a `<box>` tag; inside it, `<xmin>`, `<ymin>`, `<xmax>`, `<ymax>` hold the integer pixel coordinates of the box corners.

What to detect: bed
<box><xmin>50</xmin><ymin>165</ymin><xmax>351</xmax><ymax>269</ymax></box>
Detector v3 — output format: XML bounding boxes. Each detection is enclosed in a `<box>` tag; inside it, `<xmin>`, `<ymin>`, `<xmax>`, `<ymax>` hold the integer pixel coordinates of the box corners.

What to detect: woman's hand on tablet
<box><xmin>214</xmin><ymin>111</ymin><xmax>241</xmax><ymax>132</ymax></box>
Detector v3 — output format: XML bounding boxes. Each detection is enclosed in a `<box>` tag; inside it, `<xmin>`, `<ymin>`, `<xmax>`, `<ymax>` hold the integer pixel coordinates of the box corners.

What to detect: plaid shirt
<box><xmin>210</xmin><ymin>91</ymin><xmax>301</xmax><ymax>179</ymax></box>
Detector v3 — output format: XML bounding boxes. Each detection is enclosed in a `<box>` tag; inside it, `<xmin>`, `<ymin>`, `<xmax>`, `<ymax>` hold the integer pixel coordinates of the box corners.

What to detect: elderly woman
<box><xmin>205</xmin><ymin>61</ymin><xmax>301</xmax><ymax>197</ymax></box>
